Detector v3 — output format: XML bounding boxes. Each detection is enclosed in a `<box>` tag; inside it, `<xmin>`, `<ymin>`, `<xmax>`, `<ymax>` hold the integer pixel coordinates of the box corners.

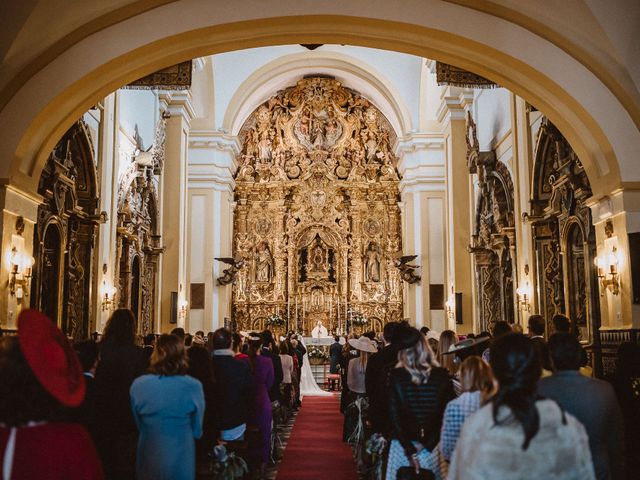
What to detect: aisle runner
<box><xmin>276</xmin><ymin>395</ymin><xmax>358</xmax><ymax>480</ymax></box>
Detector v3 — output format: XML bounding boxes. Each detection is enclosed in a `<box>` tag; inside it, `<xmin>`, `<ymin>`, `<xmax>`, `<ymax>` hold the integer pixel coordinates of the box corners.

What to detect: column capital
<box><xmin>188</xmin><ymin>130</ymin><xmax>240</xmax><ymax>192</ymax></box>
<box><xmin>0</xmin><ymin>184</ymin><xmax>42</xmax><ymax>222</ymax></box>
<box><xmin>159</xmin><ymin>91</ymin><xmax>195</xmax><ymax>124</ymax></box>
<box><xmin>395</xmin><ymin>133</ymin><xmax>446</xmax><ymax>192</ymax></box>
<box><xmin>436</xmin><ymin>86</ymin><xmax>474</xmax><ymax>129</ymax></box>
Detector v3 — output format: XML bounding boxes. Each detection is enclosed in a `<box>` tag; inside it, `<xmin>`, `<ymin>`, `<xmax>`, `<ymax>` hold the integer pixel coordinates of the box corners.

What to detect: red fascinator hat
<box><xmin>17</xmin><ymin>309</ymin><xmax>85</xmax><ymax>407</ymax></box>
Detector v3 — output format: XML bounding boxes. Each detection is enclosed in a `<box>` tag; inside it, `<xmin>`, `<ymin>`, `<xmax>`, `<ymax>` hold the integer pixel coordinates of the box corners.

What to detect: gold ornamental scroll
<box><xmin>436</xmin><ymin>62</ymin><xmax>498</xmax><ymax>89</ymax></box>
<box><xmin>125</xmin><ymin>60</ymin><xmax>192</xmax><ymax>90</ymax></box>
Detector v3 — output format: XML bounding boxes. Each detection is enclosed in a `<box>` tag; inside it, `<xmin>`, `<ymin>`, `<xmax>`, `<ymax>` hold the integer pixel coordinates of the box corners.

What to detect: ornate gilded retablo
<box><xmin>232</xmin><ymin>77</ymin><xmax>404</xmax><ymax>335</ymax></box>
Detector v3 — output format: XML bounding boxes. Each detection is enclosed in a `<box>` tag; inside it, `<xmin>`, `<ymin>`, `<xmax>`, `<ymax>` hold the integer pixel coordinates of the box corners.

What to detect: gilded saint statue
<box><xmin>255</xmin><ymin>243</ymin><xmax>274</xmax><ymax>283</ymax></box>
<box><xmin>365</xmin><ymin>243</ymin><xmax>382</xmax><ymax>282</ymax></box>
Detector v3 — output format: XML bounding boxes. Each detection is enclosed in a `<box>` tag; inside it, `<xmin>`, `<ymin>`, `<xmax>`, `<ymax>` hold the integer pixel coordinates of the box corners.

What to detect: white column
<box><xmin>397</xmin><ymin>135</ymin><xmax>446</xmax><ymax>330</ymax></box>
<box><xmin>159</xmin><ymin>92</ymin><xmax>194</xmax><ymax>332</ymax></box>
<box><xmin>439</xmin><ymin>86</ymin><xmax>476</xmax><ymax>333</ymax></box>
<box><xmin>187</xmin><ymin>131</ymin><xmax>238</xmax><ymax>332</ymax></box>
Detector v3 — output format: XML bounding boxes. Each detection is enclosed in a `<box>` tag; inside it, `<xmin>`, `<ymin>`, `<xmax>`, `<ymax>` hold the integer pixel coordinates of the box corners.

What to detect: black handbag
<box><xmin>396</xmin><ymin>466</ymin><xmax>435</xmax><ymax>480</ymax></box>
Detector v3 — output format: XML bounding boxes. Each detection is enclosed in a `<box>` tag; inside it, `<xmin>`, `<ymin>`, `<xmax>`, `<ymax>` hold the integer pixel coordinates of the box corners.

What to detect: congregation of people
<box><xmin>339</xmin><ymin>314</ymin><xmax>637</xmax><ymax>480</ymax></box>
<box><xmin>0</xmin><ymin>309</ymin><xmax>308</xmax><ymax>480</ymax></box>
<box><xmin>0</xmin><ymin>307</ymin><xmax>638</xmax><ymax>480</ymax></box>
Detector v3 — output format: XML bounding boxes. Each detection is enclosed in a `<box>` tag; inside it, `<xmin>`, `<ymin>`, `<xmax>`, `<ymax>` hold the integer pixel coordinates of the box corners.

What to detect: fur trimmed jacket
<box><xmin>448</xmin><ymin>399</ymin><xmax>595</xmax><ymax>480</ymax></box>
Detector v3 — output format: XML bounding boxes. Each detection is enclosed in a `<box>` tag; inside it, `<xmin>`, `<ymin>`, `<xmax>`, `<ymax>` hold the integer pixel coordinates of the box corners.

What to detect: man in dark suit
<box><xmin>329</xmin><ymin>335</ymin><xmax>342</xmax><ymax>374</ymax></box>
<box><xmin>538</xmin><ymin>333</ymin><xmax>625</xmax><ymax>480</ymax></box>
<box><xmin>365</xmin><ymin>321</ymin><xmax>400</xmax><ymax>435</ymax></box>
<box><xmin>528</xmin><ymin>314</ymin><xmax>552</xmax><ymax>371</ymax></box>
<box><xmin>211</xmin><ymin>328</ymin><xmax>252</xmax><ymax>441</ymax></box>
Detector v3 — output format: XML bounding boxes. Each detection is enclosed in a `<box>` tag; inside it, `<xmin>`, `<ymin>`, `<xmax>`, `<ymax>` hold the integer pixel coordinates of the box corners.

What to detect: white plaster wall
<box><xmin>210</xmin><ymin>45</ymin><xmax>423</xmax><ymax>133</ymax></box>
<box><xmin>473</xmin><ymin>88</ymin><xmax>511</xmax><ymax>150</ymax></box>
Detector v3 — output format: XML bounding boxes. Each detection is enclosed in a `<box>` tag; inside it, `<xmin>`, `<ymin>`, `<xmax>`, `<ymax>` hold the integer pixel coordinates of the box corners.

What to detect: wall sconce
<box><xmin>445</xmin><ymin>297</ymin><xmax>455</xmax><ymax>320</ymax></box>
<box><xmin>595</xmin><ymin>246</ymin><xmax>620</xmax><ymax>295</ymax></box>
<box><xmin>178</xmin><ymin>299</ymin><xmax>188</xmax><ymax>319</ymax></box>
<box><xmin>8</xmin><ymin>246</ymin><xmax>34</xmax><ymax>296</ymax></box>
<box><xmin>101</xmin><ymin>282</ymin><xmax>117</xmax><ymax>311</ymax></box>
<box><xmin>516</xmin><ymin>282</ymin><xmax>532</xmax><ymax>312</ymax></box>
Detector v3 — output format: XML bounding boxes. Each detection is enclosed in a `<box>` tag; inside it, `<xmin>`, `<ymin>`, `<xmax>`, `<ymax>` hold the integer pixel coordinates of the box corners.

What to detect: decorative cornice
<box><xmin>436</xmin><ymin>87</ymin><xmax>474</xmax><ymax>127</ymax></box>
<box><xmin>159</xmin><ymin>92</ymin><xmax>195</xmax><ymax>123</ymax></box>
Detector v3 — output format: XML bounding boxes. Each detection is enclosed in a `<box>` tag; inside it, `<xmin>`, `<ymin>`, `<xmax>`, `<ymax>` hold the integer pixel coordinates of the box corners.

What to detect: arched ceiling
<box><xmin>221</xmin><ymin>51</ymin><xmax>414</xmax><ymax>138</ymax></box>
<box><xmin>0</xmin><ymin>2</ymin><xmax>637</xmax><ymax>201</ymax></box>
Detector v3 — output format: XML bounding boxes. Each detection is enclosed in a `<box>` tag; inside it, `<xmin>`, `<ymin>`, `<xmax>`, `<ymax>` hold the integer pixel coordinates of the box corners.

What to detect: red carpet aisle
<box><xmin>276</xmin><ymin>395</ymin><xmax>358</xmax><ymax>480</ymax></box>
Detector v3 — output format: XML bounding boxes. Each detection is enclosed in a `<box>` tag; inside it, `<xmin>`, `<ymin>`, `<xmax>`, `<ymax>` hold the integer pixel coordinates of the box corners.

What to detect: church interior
<box><xmin>3</xmin><ymin>42</ymin><xmax>636</xmax><ymax>376</ymax></box>
<box><xmin>0</xmin><ymin>2</ymin><xmax>638</xmax><ymax>479</ymax></box>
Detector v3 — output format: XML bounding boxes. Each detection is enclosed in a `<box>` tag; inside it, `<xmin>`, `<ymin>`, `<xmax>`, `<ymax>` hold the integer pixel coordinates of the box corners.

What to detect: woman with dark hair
<box><xmin>449</xmin><ymin>333</ymin><xmax>595</xmax><ymax>479</ymax></box>
<box><xmin>385</xmin><ymin>326</ymin><xmax>455</xmax><ymax>480</ymax></box>
<box><xmin>93</xmin><ymin>308</ymin><xmax>147</xmax><ymax>479</ymax></box>
<box><xmin>239</xmin><ymin>332</ymin><xmax>274</xmax><ymax>475</ymax></box>
<box><xmin>187</xmin><ymin>346</ymin><xmax>218</xmax><ymax>472</ymax></box>
<box><xmin>130</xmin><ymin>334</ymin><xmax>205</xmax><ymax>480</ymax></box>
<box><xmin>0</xmin><ymin>310</ymin><xmax>104</xmax><ymax>479</ymax></box>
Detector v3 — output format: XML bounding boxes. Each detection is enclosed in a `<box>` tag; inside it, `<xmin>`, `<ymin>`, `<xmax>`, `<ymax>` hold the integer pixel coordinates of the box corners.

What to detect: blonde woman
<box><xmin>386</xmin><ymin>326</ymin><xmax>455</xmax><ymax>479</ymax></box>
<box><xmin>437</xmin><ymin>330</ymin><xmax>459</xmax><ymax>376</ymax></box>
<box><xmin>426</xmin><ymin>356</ymin><xmax>497</xmax><ymax>479</ymax></box>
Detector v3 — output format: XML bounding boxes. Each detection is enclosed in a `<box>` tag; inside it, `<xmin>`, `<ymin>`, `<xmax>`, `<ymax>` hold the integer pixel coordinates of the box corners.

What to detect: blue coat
<box><xmin>130</xmin><ymin>374</ymin><xmax>205</xmax><ymax>480</ymax></box>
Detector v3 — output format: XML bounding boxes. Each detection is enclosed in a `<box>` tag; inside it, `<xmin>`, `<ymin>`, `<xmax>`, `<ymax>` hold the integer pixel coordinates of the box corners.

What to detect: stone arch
<box><xmin>224</xmin><ymin>51</ymin><xmax>412</xmax><ymax>137</ymax></box>
<box><xmin>530</xmin><ymin>118</ymin><xmax>600</xmax><ymax>370</ymax></box>
<box><xmin>1</xmin><ymin>13</ymin><xmax>632</xmax><ymax>204</ymax></box>
<box><xmin>115</xmin><ymin>163</ymin><xmax>162</xmax><ymax>334</ymax></box>
<box><xmin>32</xmin><ymin>120</ymin><xmax>99</xmax><ymax>338</ymax></box>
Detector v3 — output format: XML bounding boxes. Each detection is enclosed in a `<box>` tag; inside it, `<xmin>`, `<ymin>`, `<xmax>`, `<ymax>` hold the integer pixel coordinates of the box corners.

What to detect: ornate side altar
<box><xmin>232</xmin><ymin>77</ymin><xmax>403</xmax><ymax>335</ymax></box>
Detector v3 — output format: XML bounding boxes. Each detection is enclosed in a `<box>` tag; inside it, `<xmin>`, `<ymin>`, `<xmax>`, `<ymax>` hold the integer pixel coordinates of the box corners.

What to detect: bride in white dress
<box><xmin>298</xmin><ymin>337</ymin><xmax>332</xmax><ymax>397</ymax></box>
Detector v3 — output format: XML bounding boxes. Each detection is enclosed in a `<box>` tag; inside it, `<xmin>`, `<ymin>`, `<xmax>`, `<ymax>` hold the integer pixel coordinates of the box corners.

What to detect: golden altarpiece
<box><xmin>232</xmin><ymin>77</ymin><xmax>404</xmax><ymax>334</ymax></box>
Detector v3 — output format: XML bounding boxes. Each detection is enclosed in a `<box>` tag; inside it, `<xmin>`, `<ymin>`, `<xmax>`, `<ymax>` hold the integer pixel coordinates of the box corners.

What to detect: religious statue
<box><xmin>311</xmin><ymin>320</ymin><xmax>329</xmax><ymax>338</ymax></box>
<box><xmin>365</xmin><ymin>243</ymin><xmax>381</xmax><ymax>282</ymax></box>
<box><xmin>215</xmin><ymin>257</ymin><xmax>245</xmax><ymax>286</ymax></box>
<box><xmin>255</xmin><ymin>243</ymin><xmax>273</xmax><ymax>283</ymax></box>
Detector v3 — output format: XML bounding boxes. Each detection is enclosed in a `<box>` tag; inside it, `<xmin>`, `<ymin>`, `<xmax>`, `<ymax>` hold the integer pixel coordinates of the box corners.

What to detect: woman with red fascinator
<box><xmin>0</xmin><ymin>309</ymin><xmax>104</xmax><ymax>479</ymax></box>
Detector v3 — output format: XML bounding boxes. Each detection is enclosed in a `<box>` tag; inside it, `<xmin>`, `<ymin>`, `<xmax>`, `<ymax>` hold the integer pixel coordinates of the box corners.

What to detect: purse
<box><xmin>396</xmin><ymin>466</ymin><xmax>436</xmax><ymax>480</ymax></box>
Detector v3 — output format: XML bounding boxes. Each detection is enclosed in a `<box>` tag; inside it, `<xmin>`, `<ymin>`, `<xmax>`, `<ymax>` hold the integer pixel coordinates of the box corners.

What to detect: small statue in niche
<box><xmin>365</xmin><ymin>243</ymin><xmax>382</xmax><ymax>282</ymax></box>
<box><xmin>255</xmin><ymin>243</ymin><xmax>274</xmax><ymax>283</ymax></box>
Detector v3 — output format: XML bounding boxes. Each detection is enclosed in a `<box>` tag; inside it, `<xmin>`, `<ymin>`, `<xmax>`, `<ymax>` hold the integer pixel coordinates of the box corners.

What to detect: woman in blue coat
<box><xmin>130</xmin><ymin>334</ymin><xmax>205</xmax><ymax>480</ymax></box>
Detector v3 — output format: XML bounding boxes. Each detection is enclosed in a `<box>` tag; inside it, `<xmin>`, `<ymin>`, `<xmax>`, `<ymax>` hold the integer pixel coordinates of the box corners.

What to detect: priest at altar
<box><xmin>311</xmin><ymin>320</ymin><xmax>329</xmax><ymax>338</ymax></box>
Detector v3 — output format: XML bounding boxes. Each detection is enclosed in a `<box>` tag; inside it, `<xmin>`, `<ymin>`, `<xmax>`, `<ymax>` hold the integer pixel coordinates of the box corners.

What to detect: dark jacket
<box><xmin>389</xmin><ymin>366</ymin><xmax>455</xmax><ymax>456</ymax></box>
<box><xmin>365</xmin><ymin>345</ymin><xmax>398</xmax><ymax>434</ymax></box>
<box><xmin>295</xmin><ymin>343</ymin><xmax>306</xmax><ymax>367</ymax></box>
<box><xmin>329</xmin><ymin>342</ymin><xmax>343</xmax><ymax>374</ymax></box>
<box><xmin>212</xmin><ymin>354</ymin><xmax>253</xmax><ymax>430</ymax></box>
<box><xmin>538</xmin><ymin>370</ymin><xmax>625</xmax><ymax>480</ymax></box>
<box><xmin>93</xmin><ymin>342</ymin><xmax>147</xmax><ymax>435</ymax></box>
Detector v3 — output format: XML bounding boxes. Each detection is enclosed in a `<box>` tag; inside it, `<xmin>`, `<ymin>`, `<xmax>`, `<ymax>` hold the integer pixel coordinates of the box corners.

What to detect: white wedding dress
<box><xmin>299</xmin><ymin>337</ymin><xmax>332</xmax><ymax>397</ymax></box>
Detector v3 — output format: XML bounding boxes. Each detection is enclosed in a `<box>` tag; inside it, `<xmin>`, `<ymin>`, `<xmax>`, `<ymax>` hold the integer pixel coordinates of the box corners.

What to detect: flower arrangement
<box><xmin>351</xmin><ymin>312</ymin><xmax>369</xmax><ymax>326</ymax></box>
<box><xmin>308</xmin><ymin>346</ymin><xmax>329</xmax><ymax>360</ymax></box>
<box><xmin>265</xmin><ymin>313</ymin><xmax>285</xmax><ymax>328</ymax></box>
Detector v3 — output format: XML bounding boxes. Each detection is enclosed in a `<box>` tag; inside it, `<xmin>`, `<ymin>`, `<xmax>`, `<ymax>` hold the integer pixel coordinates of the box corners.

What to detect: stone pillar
<box><xmin>0</xmin><ymin>185</ymin><xmax>40</xmax><ymax>330</ymax></box>
<box><xmin>159</xmin><ymin>92</ymin><xmax>194</xmax><ymax>332</ymax></box>
<box><xmin>186</xmin><ymin>132</ymin><xmax>238</xmax><ymax>333</ymax></box>
<box><xmin>590</xmin><ymin>190</ymin><xmax>640</xmax><ymax>329</ymax></box>
<box><xmin>397</xmin><ymin>135</ymin><xmax>447</xmax><ymax>331</ymax></box>
<box><xmin>94</xmin><ymin>93</ymin><xmax>118</xmax><ymax>331</ymax></box>
<box><xmin>438</xmin><ymin>86</ymin><xmax>475</xmax><ymax>333</ymax></box>
<box><xmin>510</xmin><ymin>95</ymin><xmax>537</xmax><ymax>325</ymax></box>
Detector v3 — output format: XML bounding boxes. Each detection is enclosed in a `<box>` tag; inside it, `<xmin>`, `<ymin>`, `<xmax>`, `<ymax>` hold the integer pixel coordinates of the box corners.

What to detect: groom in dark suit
<box><xmin>329</xmin><ymin>335</ymin><xmax>342</xmax><ymax>374</ymax></box>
